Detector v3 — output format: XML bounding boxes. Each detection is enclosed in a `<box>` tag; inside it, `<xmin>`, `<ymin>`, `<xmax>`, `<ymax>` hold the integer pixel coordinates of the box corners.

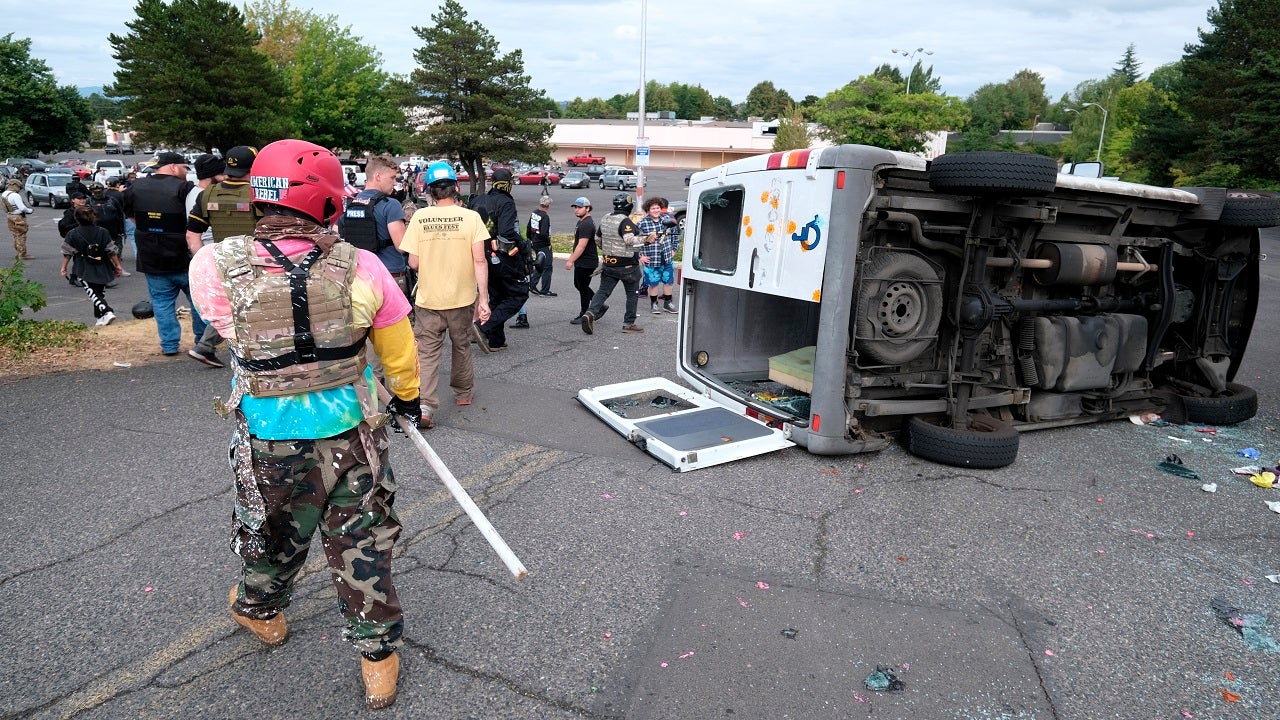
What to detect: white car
<box><xmin>341</xmin><ymin>163</ymin><xmax>367</xmax><ymax>187</ymax></box>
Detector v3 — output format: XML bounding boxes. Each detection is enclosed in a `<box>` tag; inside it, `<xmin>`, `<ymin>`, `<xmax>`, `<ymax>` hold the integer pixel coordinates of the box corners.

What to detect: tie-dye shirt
<box><xmin>189</xmin><ymin>239</ymin><xmax>411</xmax><ymax>440</ymax></box>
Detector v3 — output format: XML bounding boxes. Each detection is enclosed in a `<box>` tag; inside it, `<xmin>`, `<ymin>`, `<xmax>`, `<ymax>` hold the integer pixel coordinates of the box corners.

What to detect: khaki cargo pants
<box><xmin>7</xmin><ymin>214</ymin><xmax>28</xmax><ymax>259</ymax></box>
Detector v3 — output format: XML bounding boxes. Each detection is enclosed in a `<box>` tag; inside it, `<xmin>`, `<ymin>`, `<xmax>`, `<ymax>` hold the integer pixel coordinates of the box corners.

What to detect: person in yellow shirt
<box><xmin>403</xmin><ymin>162</ymin><xmax>491</xmax><ymax>425</ymax></box>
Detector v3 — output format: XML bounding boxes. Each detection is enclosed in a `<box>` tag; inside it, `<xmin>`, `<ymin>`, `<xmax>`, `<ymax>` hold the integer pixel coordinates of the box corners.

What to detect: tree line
<box><xmin>1</xmin><ymin>0</ymin><xmax>1276</xmax><ymax>190</ymax></box>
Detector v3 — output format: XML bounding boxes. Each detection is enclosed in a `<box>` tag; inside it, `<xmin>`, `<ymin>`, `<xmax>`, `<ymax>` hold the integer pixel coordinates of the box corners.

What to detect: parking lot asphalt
<box><xmin>4</xmin><ymin>153</ymin><xmax>1280</xmax><ymax>718</ymax></box>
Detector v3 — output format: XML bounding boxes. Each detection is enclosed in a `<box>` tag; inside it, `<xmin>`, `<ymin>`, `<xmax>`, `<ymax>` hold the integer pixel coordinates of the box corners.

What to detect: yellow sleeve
<box><xmin>368</xmin><ymin>317</ymin><xmax>420</xmax><ymax>401</ymax></box>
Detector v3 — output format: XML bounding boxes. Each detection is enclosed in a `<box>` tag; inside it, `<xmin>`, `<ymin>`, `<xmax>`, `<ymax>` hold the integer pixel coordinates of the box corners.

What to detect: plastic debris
<box><xmin>1238</xmin><ymin>448</ymin><xmax>1262</xmax><ymax>459</ymax></box>
<box><xmin>1250</xmin><ymin>472</ymin><xmax>1276</xmax><ymax>489</ymax></box>
<box><xmin>1194</xmin><ymin>427</ymin><xmax>1218</xmax><ymax>435</ymax></box>
<box><xmin>1266</xmin><ymin>501</ymin><xmax>1280</xmax><ymax>514</ymax></box>
<box><xmin>1167</xmin><ymin>436</ymin><xmax>1191</xmax><ymax>443</ymax></box>
<box><xmin>1157</xmin><ymin>454</ymin><xmax>1200</xmax><ymax>479</ymax></box>
<box><xmin>781</xmin><ymin>628</ymin><xmax>798</xmax><ymax>640</ymax></box>
<box><xmin>1218</xmin><ymin>688</ymin><xmax>1242</xmax><ymax>703</ymax></box>
<box><xmin>1210</xmin><ymin>596</ymin><xmax>1280</xmax><ymax>654</ymax></box>
<box><xmin>1202</xmin><ymin>483</ymin><xmax>1218</xmax><ymax>493</ymax></box>
<box><xmin>112</xmin><ymin>361</ymin><xmax>132</xmax><ymax>368</ymax></box>
<box><xmin>1266</xmin><ymin>575</ymin><xmax>1280</xmax><ymax>584</ymax></box>
<box><xmin>732</xmin><ymin>532</ymin><xmax>746</xmax><ymax>540</ymax></box>
<box><xmin>1233</xmin><ymin>465</ymin><xmax>1263</xmax><ymax>476</ymax></box>
<box><xmin>864</xmin><ymin>666</ymin><xmax>904</xmax><ymax>692</ymax></box>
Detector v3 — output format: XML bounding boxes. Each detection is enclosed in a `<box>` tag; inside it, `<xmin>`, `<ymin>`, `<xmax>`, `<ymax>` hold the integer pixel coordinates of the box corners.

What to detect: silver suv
<box><xmin>599</xmin><ymin>167</ymin><xmax>638</xmax><ymax>190</ymax></box>
<box><xmin>24</xmin><ymin>173</ymin><xmax>69</xmax><ymax>208</ymax></box>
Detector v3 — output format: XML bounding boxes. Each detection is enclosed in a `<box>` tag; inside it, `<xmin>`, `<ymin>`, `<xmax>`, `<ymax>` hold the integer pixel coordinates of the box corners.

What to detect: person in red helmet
<box><xmin>188</xmin><ymin>138</ymin><xmax>421</xmax><ymax>710</ymax></box>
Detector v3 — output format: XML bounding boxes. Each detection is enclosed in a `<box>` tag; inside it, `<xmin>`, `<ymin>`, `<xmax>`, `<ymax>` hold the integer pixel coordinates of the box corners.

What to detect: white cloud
<box><xmin>15</xmin><ymin>0</ymin><xmax>1218</xmax><ymax>104</ymax></box>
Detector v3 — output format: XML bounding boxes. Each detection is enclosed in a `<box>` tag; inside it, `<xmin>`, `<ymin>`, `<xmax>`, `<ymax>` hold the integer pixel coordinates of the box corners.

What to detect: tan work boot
<box><xmin>361</xmin><ymin>652</ymin><xmax>400</xmax><ymax>710</ymax></box>
<box><xmin>228</xmin><ymin>585</ymin><xmax>289</xmax><ymax>646</ymax></box>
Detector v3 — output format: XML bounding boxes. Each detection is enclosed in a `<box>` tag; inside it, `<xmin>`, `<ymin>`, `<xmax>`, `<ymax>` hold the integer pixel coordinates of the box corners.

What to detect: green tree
<box><xmin>812</xmin><ymin>74</ymin><xmax>969</xmax><ymax>153</ymax></box>
<box><xmin>1112</xmin><ymin>43</ymin><xmax>1142</xmax><ymax>86</ymax></box>
<box><xmin>0</xmin><ymin>35</ymin><xmax>92</xmax><ymax>155</ymax></box>
<box><xmin>742</xmin><ymin>80</ymin><xmax>793</xmax><ymax>119</ymax></box>
<box><xmin>959</xmin><ymin>70</ymin><xmax>1048</xmax><ymax>150</ymax></box>
<box><xmin>711</xmin><ymin>95</ymin><xmax>735</xmax><ymax>119</ymax></box>
<box><xmin>642</xmin><ymin>80</ymin><xmax>677</xmax><ymax>113</ymax></box>
<box><xmin>1181</xmin><ymin>0</ymin><xmax>1280</xmax><ymax>182</ymax></box>
<box><xmin>408</xmin><ymin>0</ymin><xmax>553</xmax><ymax>192</ymax></box>
<box><xmin>109</xmin><ymin>0</ymin><xmax>286</xmax><ymax>152</ymax></box>
<box><xmin>670</xmin><ymin>82</ymin><xmax>715</xmax><ymax>119</ymax></box>
<box><xmin>771</xmin><ymin>104</ymin><xmax>810</xmax><ymax>151</ymax></box>
<box><xmin>85</xmin><ymin>92</ymin><xmax>125</xmax><ymax>123</ymax></box>
<box><xmin>605</xmin><ymin>93</ymin><xmax>634</xmax><ymax>117</ymax></box>
<box><xmin>563</xmin><ymin>97</ymin><xmax>617</xmax><ymax>119</ymax></box>
<box><xmin>244</xmin><ymin>0</ymin><xmax>313</xmax><ymax>73</ymax></box>
<box><xmin>286</xmin><ymin>15</ymin><xmax>401</xmax><ymax>153</ymax></box>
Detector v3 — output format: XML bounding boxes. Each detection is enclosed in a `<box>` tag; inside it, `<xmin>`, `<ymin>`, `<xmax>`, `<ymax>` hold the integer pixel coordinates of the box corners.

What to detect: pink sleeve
<box><xmin>188</xmin><ymin>246</ymin><xmax>235</xmax><ymax>336</ymax></box>
<box><xmin>354</xmin><ymin>249</ymin><xmax>412</xmax><ymax>328</ymax></box>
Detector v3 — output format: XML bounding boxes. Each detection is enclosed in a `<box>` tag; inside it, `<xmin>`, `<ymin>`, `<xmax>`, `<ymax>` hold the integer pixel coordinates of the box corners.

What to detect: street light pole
<box><xmin>1081</xmin><ymin>102</ymin><xmax>1108</xmax><ymax>163</ymax></box>
<box><xmin>890</xmin><ymin>47</ymin><xmax>934</xmax><ymax>95</ymax></box>
<box><xmin>635</xmin><ymin>0</ymin><xmax>647</xmax><ymax>203</ymax></box>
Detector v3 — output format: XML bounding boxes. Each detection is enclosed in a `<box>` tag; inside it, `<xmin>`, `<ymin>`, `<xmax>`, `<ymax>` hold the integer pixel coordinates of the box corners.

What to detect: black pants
<box><xmin>574</xmin><ymin>266</ymin><xmax>596</xmax><ymax>316</ymax></box>
<box><xmin>529</xmin><ymin>246</ymin><xmax>553</xmax><ymax>293</ymax></box>
<box><xmin>587</xmin><ymin>264</ymin><xmax>641</xmax><ymax>326</ymax></box>
<box><xmin>72</xmin><ymin>276</ymin><xmax>112</xmax><ymax>318</ymax></box>
<box><xmin>481</xmin><ymin>272</ymin><xmax>530</xmax><ymax>349</ymax></box>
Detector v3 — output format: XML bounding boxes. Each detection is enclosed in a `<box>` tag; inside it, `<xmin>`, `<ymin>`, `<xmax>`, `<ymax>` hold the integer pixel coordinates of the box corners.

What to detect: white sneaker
<box><xmin>94</xmin><ymin>316</ymin><xmax>108</xmax><ymax>326</ymax></box>
<box><xmin>101</xmin><ymin>312</ymin><xmax>115</xmax><ymax>326</ymax></box>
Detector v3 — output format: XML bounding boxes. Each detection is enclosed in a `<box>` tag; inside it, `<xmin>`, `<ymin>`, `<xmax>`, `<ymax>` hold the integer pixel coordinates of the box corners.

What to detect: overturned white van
<box><xmin>580</xmin><ymin>147</ymin><xmax>1279</xmax><ymax>471</ymax></box>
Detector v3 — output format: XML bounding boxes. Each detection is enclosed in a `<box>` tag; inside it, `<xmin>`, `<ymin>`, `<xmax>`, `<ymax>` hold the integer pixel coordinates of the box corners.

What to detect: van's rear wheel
<box><xmin>928</xmin><ymin>152</ymin><xmax>1059</xmax><ymax>195</ymax></box>
<box><xmin>856</xmin><ymin>252</ymin><xmax>942</xmax><ymax>365</ymax></box>
<box><xmin>901</xmin><ymin>414</ymin><xmax>1020</xmax><ymax>469</ymax></box>
<box><xmin>1180</xmin><ymin>382</ymin><xmax>1257</xmax><ymax>425</ymax></box>
<box><xmin>1219</xmin><ymin>191</ymin><xmax>1280</xmax><ymax>228</ymax></box>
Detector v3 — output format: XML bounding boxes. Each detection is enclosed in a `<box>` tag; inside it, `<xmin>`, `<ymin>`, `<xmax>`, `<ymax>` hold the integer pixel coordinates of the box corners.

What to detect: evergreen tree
<box><xmin>408</xmin><ymin>0</ymin><xmax>553</xmax><ymax>192</ymax></box>
<box><xmin>771</xmin><ymin>105</ymin><xmax>811</xmax><ymax>151</ymax></box>
<box><xmin>0</xmin><ymin>34</ymin><xmax>92</xmax><ymax>155</ymax></box>
<box><xmin>108</xmin><ymin>0</ymin><xmax>286</xmax><ymax>151</ymax></box>
<box><xmin>1181</xmin><ymin>0</ymin><xmax>1280</xmax><ymax>182</ymax></box>
<box><xmin>1112</xmin><ymin>43</ymin><xmax>1142</xmax><ymax>86</ymax></box>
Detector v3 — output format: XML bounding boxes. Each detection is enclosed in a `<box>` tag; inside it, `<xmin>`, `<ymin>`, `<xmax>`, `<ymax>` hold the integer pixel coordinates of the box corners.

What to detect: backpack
<box><xmin>73</xmin><ymin>226</ymin><xmax>113</xmax><ymax>262</ymax></box>
<box><xmin>2</xmin><ymin>191</ymin><xmax>16</xmax><ymax>214</ymax></box>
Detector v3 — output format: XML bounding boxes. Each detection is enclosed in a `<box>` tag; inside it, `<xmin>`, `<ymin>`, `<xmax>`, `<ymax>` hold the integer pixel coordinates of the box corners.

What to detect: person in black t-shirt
<box><xmin>564</xmin><ymin>197</ymin><xmax>598</xmax><ymax>324</ymax></box>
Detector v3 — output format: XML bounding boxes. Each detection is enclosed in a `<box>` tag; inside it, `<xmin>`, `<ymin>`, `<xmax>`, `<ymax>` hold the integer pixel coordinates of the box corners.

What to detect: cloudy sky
<box><xmin>23</xmin><ymin>0</ymin><xmax>1219</xmax><ymax>104</ymax></box>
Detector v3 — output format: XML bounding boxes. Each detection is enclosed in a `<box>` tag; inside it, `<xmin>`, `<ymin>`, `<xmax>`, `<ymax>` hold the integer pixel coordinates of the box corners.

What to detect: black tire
<box><xmin>1181</xmin><ymin>382</ymin><xmax>1257</xmax><ymax>425</ymax></box>
<box><xmin>856</xmin><ymin>252</ymin><xmax>943</xmax><ymax>365</ymax></box>
<box><xmin>1219</xmin><ymin>191</ymin><xmax>1280</xmax><ymax>228</ymax></box>
<box><xmin>929</xmin><ymin>151</ymin><xmax>1059</xmax><ymax>195</ymax></box>
<box><xmin>25</xmin><ymin>192</ymin><xmax>36</xmax><ymax>207</ymax></box>
<box><xmin>901</xmin><ymin>415</ymin><xmax>1020</xmax><ymax>469</ymax></box>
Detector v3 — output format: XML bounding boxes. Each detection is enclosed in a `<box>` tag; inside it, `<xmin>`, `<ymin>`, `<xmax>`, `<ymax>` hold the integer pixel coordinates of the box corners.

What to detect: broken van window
<box><xmin>693</xmin><ymin>187</ymin><xmax>744</xmax><ymax>274</ymax></box>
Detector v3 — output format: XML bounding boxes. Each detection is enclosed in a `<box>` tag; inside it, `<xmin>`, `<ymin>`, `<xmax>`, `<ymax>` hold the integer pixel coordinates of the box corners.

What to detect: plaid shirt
<box><xmin>637</xmin><ymin>215</ymin><xmax>675</xmax><ymax>266</ymax></box>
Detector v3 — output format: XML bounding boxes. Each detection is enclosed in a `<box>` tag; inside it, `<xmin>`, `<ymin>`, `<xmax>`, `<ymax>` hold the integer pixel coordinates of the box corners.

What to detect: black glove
<box><xmin>386</xmin><ymin>395</ymin><xmax>422</xmax><ymax>432</ymax></box>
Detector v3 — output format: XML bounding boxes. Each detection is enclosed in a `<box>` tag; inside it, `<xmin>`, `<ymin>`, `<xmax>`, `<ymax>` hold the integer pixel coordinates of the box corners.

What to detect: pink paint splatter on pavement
<box><xmin>756</xmin><ymin>581</ymin><xmax>770</xmax><ymax>590</ymax></box>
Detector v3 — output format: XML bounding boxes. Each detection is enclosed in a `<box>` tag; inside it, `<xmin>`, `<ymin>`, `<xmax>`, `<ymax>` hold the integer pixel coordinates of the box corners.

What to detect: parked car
<box><xmin>513</xmin><ymin>169</ymin><xmax>560</xmax><ymax>185</ymax></box>
<box><xmin>578</xmin><ymin>146</ymin><xmax>1279</xmax><ymax>472</ymax></box>
<box><xmin>583</xmin><ymin>164</ymin><xmax>608</xmax><ymax>180</ymax></box>
<box><xmin>599</xmin><ymin>167</ymin><xmax>638</xmax><ymax>190</ymax></box>
<box><xmin>92</xmin><ymin>159</ymin><xmax>126</xmax><ymax>179</ymax></box>
<box><xmin>565</xmin><ymin>152</ymin><xmax>606</xmax><ymax>166</ymax></box>
<box><xmin>24</xmin><ymin>173</ymin><xmax>70</xmax><ymax>208</ymax></box>
<box><xmin>6</xmin><ymin>158</ymin><xmax>51</xmax><ymax>174</ymax></box>
<box><xmin>559</xmin><ymin>171</ymin><xmax>590</xmax><ymax>189</ymax></box>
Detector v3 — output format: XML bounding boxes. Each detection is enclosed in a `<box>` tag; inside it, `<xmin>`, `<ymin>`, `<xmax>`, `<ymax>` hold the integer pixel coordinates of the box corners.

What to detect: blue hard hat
<box><xmin>425</xmin><ymin>161</ymin><xmax>457</xmax><ymax>185</ymax></box>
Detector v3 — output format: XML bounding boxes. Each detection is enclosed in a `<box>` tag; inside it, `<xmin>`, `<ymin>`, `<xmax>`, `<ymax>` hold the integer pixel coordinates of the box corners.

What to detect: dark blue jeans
<box><xmin>587</xmin><ymin>264</ymin><xmax>641</xmax><ymax>325</ymax></box>
<box><xmin>144</xmin><ymin>271</ymin><xmax>207</xmax><ymax>353</ymax></box>
<box><xmin>529</xmin><ymin>246</ymin><xmax>553</xmax><ymax>293</ymax></box>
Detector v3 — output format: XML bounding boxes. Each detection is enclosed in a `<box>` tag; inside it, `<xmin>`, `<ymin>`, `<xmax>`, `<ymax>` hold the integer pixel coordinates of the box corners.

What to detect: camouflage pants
<box><xmin>229</xmin><ymin>424</ymin><xmax>404</xmax><ymax>657</ymax></box>
<box><xmin>8</xmin><ymin>215</ymin><xmax>28</xmax><ymax>258</ymax></box>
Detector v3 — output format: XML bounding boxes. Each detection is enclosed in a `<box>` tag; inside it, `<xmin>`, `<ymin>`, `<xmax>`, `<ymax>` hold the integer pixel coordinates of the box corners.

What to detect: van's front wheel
<box><xmin>901</xmin><ymin>414</ymin><xmax>1020</xmax><ymax>469</ymax></box>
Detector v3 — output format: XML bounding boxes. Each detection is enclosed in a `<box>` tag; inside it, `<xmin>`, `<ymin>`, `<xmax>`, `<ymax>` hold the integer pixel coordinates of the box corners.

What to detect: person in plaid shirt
<box><xmin>636</xmin><ymin>197</ymin><xmax>679</xmax><ymax>314</ymax></box>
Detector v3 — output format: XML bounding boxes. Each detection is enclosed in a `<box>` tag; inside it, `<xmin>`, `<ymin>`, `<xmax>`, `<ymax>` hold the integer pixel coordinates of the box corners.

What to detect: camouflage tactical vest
<box><xmin>598</xmin><ymin>213</ymin><xmax>637</xmax><ymax>259</ymax></box>
<box><xmin>212</xmin><ymin>236</ymin><xmax>367</xmax><ymax>398</ymax></box>
<box><xmin>204</xmin><ymin>182</ymin><xmax>258</xmax><ymax>242</ymax></box>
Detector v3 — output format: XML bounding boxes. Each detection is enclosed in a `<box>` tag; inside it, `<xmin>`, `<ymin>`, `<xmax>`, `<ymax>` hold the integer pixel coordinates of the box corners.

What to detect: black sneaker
<box><xmin>581</xmin><ymin>311</ymin><xmax>595</xmax><ymax>334</ymax></box>
<box><xmin>528</xmin><ymin>289</ymin><xmax>545</xmax><ymax>296</ymax></box>
<box><xmin>513</xmin><ymin>315</ymin><xmax>530</xmax><ymax>329</ymax></box>
<box><xmin>542</xmin><ymin>291</ymin><xmax>558</xmax><ymax>297</ymax></box>
<box><xmin>663</xmin><ymin>302</ymin><xmax>678</xmax><ymax>314</ymax></box>
<box><xmin>188</xmin><ymin>346</ymin><xmax>225</xmax><ymax>368</ymax></box>
<box><xmin>651</xmin><ymin>302</ymin><xmax>661</xmax><ymax>315</ymax></box>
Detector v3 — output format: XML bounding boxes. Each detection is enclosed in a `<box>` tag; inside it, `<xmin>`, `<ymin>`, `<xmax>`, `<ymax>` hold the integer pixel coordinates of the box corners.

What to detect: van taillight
<box><xmin>811</xmin><ymin>414</ymin><xmax>821</xmax><ymax>432</ymax></box>
<box><xmin>836</xmin><ymin>171</ymin><xmax>845</xmax><ymax>189</ymax></box>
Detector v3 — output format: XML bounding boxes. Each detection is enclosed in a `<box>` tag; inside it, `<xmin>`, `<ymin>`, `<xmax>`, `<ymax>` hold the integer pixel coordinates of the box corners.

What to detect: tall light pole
<box><xmin>1066</xmin><ymin>103</ymin><xmax>1109</xmax><ymax>162</ymax></box>
<box><xmin>891</xmin><ymin>47</ymin><xmax>934</xmax><ymax>95</ymax></box>
<box><xmin>635</xmin><ymin>0</ymin><xmax>648</xmax><ymax>202</ymax></box>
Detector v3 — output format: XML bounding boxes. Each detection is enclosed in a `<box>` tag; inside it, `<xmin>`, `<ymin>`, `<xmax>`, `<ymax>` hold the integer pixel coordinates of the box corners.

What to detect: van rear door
<box><xmin>577</xmin><ymin>378</ymin><xmax>793</xmax><ymax>472</ymax></box>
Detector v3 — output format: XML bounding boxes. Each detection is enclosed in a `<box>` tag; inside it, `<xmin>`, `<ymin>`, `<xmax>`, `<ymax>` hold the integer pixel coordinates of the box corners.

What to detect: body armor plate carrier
<box><xmin>204</xmin><ymin>182</ymin><xmax>258</xmax><ymax>242</ymax></box>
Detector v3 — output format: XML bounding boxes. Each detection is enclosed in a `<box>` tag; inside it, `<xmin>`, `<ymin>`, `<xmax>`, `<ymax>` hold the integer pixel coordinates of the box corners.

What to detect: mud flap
<box><xmin>577</xmin><ymin>377</ymin><xmax>794</xmax><ymax>472</ymax></box>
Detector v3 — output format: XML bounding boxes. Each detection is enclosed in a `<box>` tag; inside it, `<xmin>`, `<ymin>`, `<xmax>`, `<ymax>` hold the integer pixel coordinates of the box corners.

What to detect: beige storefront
<box><xmin>547</xmin><ymin>118</ymin><xmax>831</xmax><ymax>170</ymax></box>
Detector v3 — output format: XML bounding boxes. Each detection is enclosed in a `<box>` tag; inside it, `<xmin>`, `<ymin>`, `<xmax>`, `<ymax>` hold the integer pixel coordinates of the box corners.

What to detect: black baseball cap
<box><xmin>153</xmin><ymin>151</ymin><xmax>186</xmax><ymax>169</ymax></box>
<box><xmin>223</xmin><ymin>146</ymin><xmax>257</xmax><ymax>178</ymax></box>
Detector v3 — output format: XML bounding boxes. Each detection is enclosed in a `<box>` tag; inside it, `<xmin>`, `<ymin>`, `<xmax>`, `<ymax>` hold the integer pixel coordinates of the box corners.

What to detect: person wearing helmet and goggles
<box><xmin>578</xmin><ymin>193</ymin><xmax>647</xmax><ymax>335</ymax></box>
<box><xmin>188</xmin><ymin>138</ymin><xmax>421</xmax><ymax>710</ymax></box>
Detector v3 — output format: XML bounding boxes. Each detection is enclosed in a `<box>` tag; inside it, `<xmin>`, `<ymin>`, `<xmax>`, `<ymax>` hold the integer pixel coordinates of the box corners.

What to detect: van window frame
<box><xmin>690</xmin><ymin>184</ymin><xmax>746</xmax><ymax>276</ymax></box>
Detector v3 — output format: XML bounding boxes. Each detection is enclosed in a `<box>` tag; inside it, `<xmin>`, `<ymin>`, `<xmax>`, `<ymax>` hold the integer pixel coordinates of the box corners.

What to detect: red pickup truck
<box><xmin>566</xmin><ymin>152</ymin><xmax>606</xmax><ymax>166</ymax></box>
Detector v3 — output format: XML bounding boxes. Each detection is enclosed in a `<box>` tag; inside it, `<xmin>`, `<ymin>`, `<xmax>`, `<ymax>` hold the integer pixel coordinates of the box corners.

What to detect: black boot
<box><xmin>513</xmin><ymin>314</ymin><xmax>530</xmax><ymax>329</ymax></box>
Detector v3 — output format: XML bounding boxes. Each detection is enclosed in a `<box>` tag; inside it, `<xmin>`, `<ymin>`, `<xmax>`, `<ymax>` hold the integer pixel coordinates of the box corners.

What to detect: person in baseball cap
<box><xmin>571</xmin><ymin>196</ymin><xmax>590</xmax><ymax>208</ymax></box>
<box><xmin>222</xmin><ymin>146</ymin><xmax>257</xmax><ymax>178</ymax></box>
<box><xmin>152</xmin><ymin>151</ymin><xmax>187</xmax><ymax>169</ymax></box>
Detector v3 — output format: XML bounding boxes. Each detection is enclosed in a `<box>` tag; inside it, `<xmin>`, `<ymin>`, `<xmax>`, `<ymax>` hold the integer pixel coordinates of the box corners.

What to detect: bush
<box><xmin>0</xmin><ymin>262</ymin><xmax>47</xmax><ymax>326</ymax></box>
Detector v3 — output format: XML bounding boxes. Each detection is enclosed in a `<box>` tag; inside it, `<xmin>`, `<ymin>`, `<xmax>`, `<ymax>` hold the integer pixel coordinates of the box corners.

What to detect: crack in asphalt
<box><xmin>1005</xmin><ymin>600</ymin><xmax>1062</xmax><ymax>720</ymax></box>
<box><xmin>0</xmin><ymin>484</ymin><xmax>230</xmax><ymax>589</ymax></box>
<box><xmin>401</xmin><ymin>636</ymin><xmax>622</xmax><ymax>719</ymax></box>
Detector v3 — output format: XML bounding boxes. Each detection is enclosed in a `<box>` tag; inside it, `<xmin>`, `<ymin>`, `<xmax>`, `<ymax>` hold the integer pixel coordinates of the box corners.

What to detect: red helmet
<box><xmin>249</xmin><ymin>139</ymin><xmax>343</xmax><ymax>225</ymax></box>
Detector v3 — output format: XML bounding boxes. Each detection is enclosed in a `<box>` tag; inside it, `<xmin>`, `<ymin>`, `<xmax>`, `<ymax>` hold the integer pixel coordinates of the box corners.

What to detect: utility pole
<box><xmin>891</xmin><ymin>47</ymin><xmax>934</xmax><ymax>95</ymax></box>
